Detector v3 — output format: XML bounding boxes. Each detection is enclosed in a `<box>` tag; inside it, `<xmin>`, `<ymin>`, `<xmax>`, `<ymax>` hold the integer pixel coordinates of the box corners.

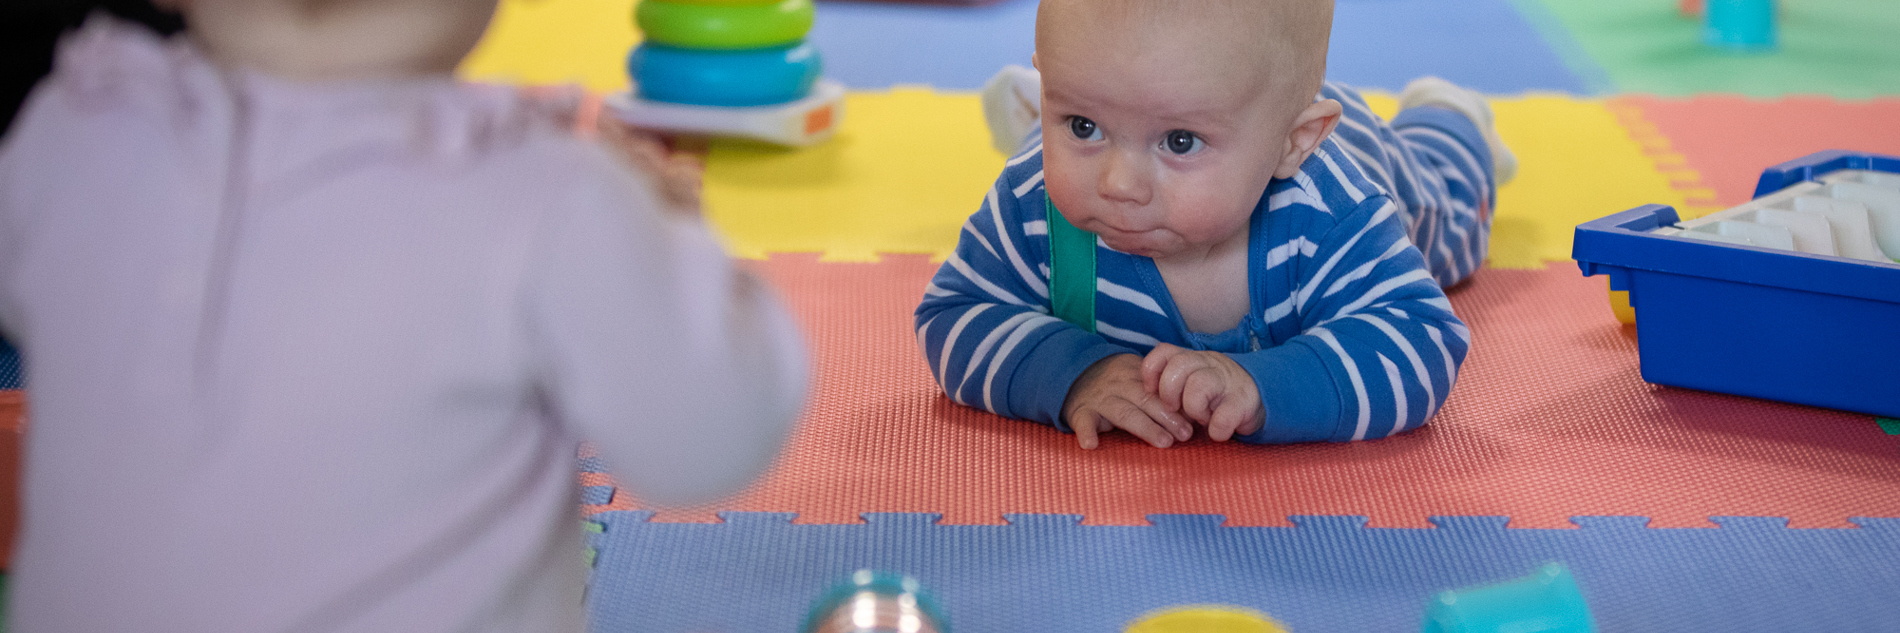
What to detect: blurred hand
<box><xmin>597</xmin><ymin>114</ymin><xmax>705</xmax><ymax>217</ymax></box>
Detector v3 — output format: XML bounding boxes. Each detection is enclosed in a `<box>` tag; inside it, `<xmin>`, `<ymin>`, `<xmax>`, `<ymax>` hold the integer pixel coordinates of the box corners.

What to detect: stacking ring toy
<box><xmin>636</xmin><ymin>0</ymin><xmax>815</xmax><ymax>50</ymax></box>
<box><xmin>630</xmin><ymin>42</ymin><xmax>822</xmax><ymax>107</ymax></box>
<box><xmin>1125</xmin><ymin>606</ymin><xmax>1288</xmax><ymax>633</ymax></box>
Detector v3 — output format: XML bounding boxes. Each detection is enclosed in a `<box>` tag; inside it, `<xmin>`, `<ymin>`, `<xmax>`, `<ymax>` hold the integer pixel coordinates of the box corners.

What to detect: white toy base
<box><xmin>606</xmin><ymin>79</ymin><xmax>846</xmax><ymax>147</ymax></box>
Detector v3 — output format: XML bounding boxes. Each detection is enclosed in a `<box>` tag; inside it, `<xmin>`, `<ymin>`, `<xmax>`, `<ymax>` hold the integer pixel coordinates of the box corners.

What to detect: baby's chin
<box><xmin>1099</xmin><ymin>234</ymin><xmax>1184</xmax><ymax>260</ymax></box>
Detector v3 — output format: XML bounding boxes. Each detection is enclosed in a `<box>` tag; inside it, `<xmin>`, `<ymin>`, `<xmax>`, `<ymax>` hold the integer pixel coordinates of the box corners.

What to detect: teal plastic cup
<box><xmin>1704</xmin><ymin>0</ymin><xmax>1776</xmax><ymax>52</ymax></box>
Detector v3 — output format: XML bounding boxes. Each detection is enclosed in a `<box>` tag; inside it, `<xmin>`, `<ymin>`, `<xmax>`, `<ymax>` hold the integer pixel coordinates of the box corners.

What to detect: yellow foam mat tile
<box><xmin>456</xmin><ymin>1</ymin><xmax>1694</xmax><ymax>268</ymax></box>
<box><xmin>1369</xmin><ymin>92</ymin><xmax>1696</xmax><ymax>269</ymax></box>
<box><xmin>704</xmin><ymin>87</ymin><xmax>1004</xmax><ymax>262</ymax></box>
<box><xmin>1604</xmin><ymin>100</ymin><xmax>1725</xmax><ymax>218</ymax></box>
<box><xmin>459</xmin><ymin>0</ymin><xmax>639</xmax><ymax>93</ymax></box>
<box><xmin>1491</xmin><ymin>96</ymin><xmax>1698</xmax><ymax>268</ymax></box>
<box><xmin>710</xmin><ymin>90</ymin><xmax>1692</xmax><ymax>268</ymax></box>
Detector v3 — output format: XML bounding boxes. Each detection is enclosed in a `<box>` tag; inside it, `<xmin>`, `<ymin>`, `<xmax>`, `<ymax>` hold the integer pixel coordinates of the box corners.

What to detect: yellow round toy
<box><xmin>1125</xmin><ymin>605</ymin><xmax>1290</xmax><ymax>633</ymax></box>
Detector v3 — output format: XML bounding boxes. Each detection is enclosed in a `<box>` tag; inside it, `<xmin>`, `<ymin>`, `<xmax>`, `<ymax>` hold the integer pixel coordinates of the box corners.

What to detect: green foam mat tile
<box><xmin>1516</xmin><ymin>0</ymin><xmax>1900</xmax><ymax>98</ymax></box>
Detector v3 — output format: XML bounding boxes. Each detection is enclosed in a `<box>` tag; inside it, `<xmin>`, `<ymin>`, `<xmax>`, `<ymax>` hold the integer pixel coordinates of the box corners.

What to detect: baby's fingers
<box><xmin>1102</xmin><ymin>399</ymin><xmax>1178</xmax><ymax>448</ymax></box>
<box><xmin>1206</xmin><ymin>398</ymin><xmax>1263</xmax><ymax>442</ymax></box>
<box><xmin>1151</xmin><ymin>351</ymin><xmax>1218</xmax><ymax>416</ymax></box>
<box><xmin>1141</xmin><ymin>343</ymin><xmax>1189</xmax><ymax>397</ymax></box>
<box><xmin>1072</xmin><ymin>412</ymin><xmax>1104</xmax><ymax>450</ymax></box>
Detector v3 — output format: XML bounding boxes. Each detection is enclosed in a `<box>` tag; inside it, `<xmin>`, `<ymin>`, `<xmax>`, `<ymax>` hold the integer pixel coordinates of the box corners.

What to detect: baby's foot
<box><xmin>1399</xmin><ymin>77</ymin><xmax>1517</xmax><ymax>186</ymax></box>
<box><xmin>981</xmin><ymin>65</ymin><xmax>1043</xmax><ymax>155</ymax></box>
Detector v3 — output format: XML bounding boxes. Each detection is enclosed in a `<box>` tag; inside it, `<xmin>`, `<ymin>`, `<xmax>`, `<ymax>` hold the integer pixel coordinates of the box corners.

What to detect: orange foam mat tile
<box><xmin>2</xmin><ymin>390</ymin><xmax>21</xmax><ymax>569</ymax></box>
<box><xmin>584</xmin><ymin>255</ymin><xmax>1900</xmax><ymax>528</ymax></box>
<box><xmin>1615</xmin><ymin>95</ymin><xmax>1900</xmax><ymax>208</ymax></box>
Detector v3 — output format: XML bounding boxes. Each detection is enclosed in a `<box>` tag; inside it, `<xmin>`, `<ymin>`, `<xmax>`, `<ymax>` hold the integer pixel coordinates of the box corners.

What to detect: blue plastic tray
<box><xmin>1572</xmin><ymin>150</ymin><xmax>1900</xmax><ymax>418</ymax></box>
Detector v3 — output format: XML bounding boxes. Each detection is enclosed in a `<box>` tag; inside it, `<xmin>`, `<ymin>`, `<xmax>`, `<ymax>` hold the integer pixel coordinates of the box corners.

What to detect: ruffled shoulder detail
<box><xmin>49</xmin><ymin>14</ymin><xmax>217</xmax><ymax>114</ymax></box>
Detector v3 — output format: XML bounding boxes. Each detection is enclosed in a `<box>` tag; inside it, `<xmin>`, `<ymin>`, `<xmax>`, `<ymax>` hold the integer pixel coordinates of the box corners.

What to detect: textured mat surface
<box><xmin>583</xmin><ymin>256</ymin><xmax>1900</xmax><ymax>530</ymax></box>
<box><xmin>702</xmin><ymin>88</ymin><xmax>1003</xmax><ymax>262</ymax></box>
<box><xmin>0</xmin><ymin>337</ymin><xmax>17</xmax><ymax>390</ymax></box>
<box><xmin>0</xmin><ymin>390</ymin><xmax>19</xmax><ymax>570</ymax></box>
<box><xmin>460</xmin><ymin>0</ymin><xmax>639</xmax><ymax>92</ymax></box>
<box><xmin>585</xmin><ymin>510</ymin><xmax>1900</xmax><ymax>632</ymax></box>
<box><xmin>1518</xmin><ymin>0</ymin><xmax>1900</xmax><ymax>98</ymax></box>
<box><xmin>1327</xmin><ymin>0</ymin><xmax>1589</xmax><ymax>95</ymax></box>
<box><xmin>1484</xmin><ymin>96</ymin><xmax>1694</xmax><ymax>267</ymax></box>
<box><xmin>806</xmin><ymin>0</ymin><xmax>1038</xmax><ymax>91</ymax></box>
<box><xmin>1616</xmin><ymin>95</ymin><xmax>1900</xmax><ymax>207</ymax></box>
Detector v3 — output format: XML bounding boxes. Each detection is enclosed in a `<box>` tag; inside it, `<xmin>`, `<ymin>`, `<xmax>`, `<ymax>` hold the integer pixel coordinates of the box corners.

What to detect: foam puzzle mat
<box><xmin>584</xmin><ymin>511</ymin><xmax>1900</xmax><ymax>632</ymax></box>
<box><xmin>1517</xmin><ymin>0</ymin><xmax>1900</xmax><ymax>98</ymax></box>
<box><xmin>569</xmin><ymin>256</ymin><xmax>1900</xmax><ymax>629</ymax></box>
<box><xmin>581</xmin><ymin>256</ymin><xmax>1900</xmax><ymax>530</ymax></box>
<box><xmin>8</xmin><ymin>0</ymin><xmax>1900</xmax><ymax>628</ymax></box>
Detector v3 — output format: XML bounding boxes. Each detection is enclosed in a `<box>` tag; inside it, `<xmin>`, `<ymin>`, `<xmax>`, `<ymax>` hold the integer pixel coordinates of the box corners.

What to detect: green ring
<box><xmin>636</xmin><ymin>0</ymin><xmax>814</xmax><ymax>50</ymax></box>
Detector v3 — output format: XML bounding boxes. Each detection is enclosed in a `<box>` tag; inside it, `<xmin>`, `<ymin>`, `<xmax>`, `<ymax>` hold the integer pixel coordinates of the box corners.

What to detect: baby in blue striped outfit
<box><xmin>916</xmin><ymin>0</ymin><xmax>1512</xmax><ymax>448</ymax></box>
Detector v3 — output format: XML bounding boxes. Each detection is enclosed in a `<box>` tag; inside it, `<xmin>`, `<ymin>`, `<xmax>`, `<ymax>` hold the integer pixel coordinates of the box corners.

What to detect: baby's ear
<box><xmin>1273</xmin><ymin>99</ymin><xmax>1344</xmax><ymax>179</ymax></box>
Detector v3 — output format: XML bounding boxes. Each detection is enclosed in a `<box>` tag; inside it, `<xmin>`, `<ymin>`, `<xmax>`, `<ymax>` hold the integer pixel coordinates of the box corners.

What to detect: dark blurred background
<box><xmin>2</xmin><ymin>0</ymin><xmax>183</xmax><ymax>136</ymax></box>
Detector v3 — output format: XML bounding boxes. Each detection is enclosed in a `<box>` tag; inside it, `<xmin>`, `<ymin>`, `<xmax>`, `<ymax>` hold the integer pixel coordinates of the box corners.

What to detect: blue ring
<box><xmin>629</xmin><ymin>42</ymin><xmax>822</xmax><ymax>107</ymax></box>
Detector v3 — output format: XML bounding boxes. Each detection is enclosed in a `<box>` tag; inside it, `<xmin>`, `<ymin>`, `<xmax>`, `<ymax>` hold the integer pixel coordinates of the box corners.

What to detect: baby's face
<box><xmin>1037</xmin><ymin>2</ymin><xmax>1316</xmax><ymax>262</ymax></box>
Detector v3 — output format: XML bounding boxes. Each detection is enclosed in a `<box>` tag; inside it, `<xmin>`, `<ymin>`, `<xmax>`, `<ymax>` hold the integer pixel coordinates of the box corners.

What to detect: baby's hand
<box><xmin>597</xmin><ymin>115</ymin><xmax>706</xmax><ymax>216</ymax></box>
<box><xmin>1062</xmin><ymin>354</ymin><xmax>1194</xmax><ymax>449</ymax></box>
<box><xmin>1141</xmin><ymin>343</ymin><xmax>1264</xmax><ymax>442</ymax></box>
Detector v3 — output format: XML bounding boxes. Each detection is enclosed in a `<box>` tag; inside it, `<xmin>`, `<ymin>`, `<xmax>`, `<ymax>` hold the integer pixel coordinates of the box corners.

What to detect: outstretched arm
<box><xmin>529</xmin><ymin>156</ymin><xmax>807</xmax><ymax>506</ymax></box>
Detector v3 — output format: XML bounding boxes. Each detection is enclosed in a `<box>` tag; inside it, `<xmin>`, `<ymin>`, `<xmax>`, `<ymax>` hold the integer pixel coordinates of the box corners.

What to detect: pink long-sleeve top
<box><xmin>0</xmin><ymin>18</ymin><xmax>807</xmax><ymax>632</ymax></box>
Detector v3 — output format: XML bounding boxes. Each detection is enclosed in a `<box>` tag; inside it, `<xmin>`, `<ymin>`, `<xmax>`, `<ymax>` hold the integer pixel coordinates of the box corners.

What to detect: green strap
<box><xmin>1045</xmin><ymin>196</ymin><xmax>1097</xmax><ymax>333</ymax></box>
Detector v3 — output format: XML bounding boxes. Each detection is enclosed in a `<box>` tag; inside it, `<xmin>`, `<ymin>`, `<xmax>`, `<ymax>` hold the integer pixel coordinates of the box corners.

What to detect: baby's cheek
<box><xmin>1042</xmin><ymin>166</ymin><xmax>1098</xmax><ymax>221</ymax></box>
<box><xmin>1164</xmin><ymin>190</ymin><xmax>1254</xmax><ymax>244</ymax></box>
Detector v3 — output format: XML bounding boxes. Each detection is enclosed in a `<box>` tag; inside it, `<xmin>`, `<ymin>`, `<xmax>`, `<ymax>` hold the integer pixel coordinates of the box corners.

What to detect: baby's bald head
<box><xmin>1029</xmin><ymin>0</ymin><xmax>1347</xmax><ymax>263</ymax></box>
<box><xmin>1036</xmin><ymin>0</ymin><xmax>1333</xmax><ymax>115</ymax></box>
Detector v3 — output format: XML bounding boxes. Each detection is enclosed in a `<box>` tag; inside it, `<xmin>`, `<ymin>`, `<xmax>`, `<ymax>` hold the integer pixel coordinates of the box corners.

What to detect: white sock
<box><xmin>981</xmin><ymin>65</ymin><xmax>1043</xmax><ymax>156</ymax></box>
<box><xmin>1398</xmin><ymin>76</ymin><xmax>1517</xmax><ymax>186</ymax></box>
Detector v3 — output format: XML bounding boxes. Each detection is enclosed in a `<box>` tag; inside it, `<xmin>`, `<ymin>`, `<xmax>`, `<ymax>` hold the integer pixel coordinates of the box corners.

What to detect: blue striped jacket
<box><xmin>915</xmin><ymin>129</ymin><xmax>1470</xmax><ymax>443</ymax></box>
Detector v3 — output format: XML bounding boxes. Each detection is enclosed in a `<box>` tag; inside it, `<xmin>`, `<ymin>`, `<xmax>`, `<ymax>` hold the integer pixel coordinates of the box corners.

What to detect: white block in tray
<box><xmin>1842</xmin><ymin>170</ymin><xmax>1900</xmax><ymax>190</ymax></box>
<box><xmin>1793</xmin><ymin>196</ymin><xmax>1888</xmax><ymax>262</ymax></box>
<box><xmin>1682</xmin><ymin>219</ymin><xmax>1796</xmax><ymax>250</ymax></box>
<box><xmin>1825</xmin><ymin>182</ymin><xmax>1900</xmax><ymax>260</ymax></box>
<box><xmin>1749</xmin><ymin>207</ymin><xmax>1837</xmax><ymax>256</ymax></box>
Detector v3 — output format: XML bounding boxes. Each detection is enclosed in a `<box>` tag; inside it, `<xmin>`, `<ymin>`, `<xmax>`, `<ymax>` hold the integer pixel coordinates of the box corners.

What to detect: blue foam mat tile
<box><xmin>586</xmin><ymin>510</ymin><xmax>1900</xmax><ymax>632</ymax></box>
<box><xmin>580</xmin><ymin>485</ymin><xmax>615</xmax><ymax>506</ymax></box>
<box><xmin>1</xmin><ymin>334</ymin><xmax>20</xmax><ymax>390</ymax></box>
<box><xmin>809</xmin><ymin>0</ymin><xmax>1038</xmax><ymax>91</ymax></box>
<box><xmin>576</xmin><ymin>456</ymin><xmax>608</xmax><ymax>474</ymax></box>
<box><xmin>1327</xmin><ymin>0</ymin><xmax>1595</xmax><ymax>94</ymax></box>
<box><xmin>807</xmin><ymin>0</ymin><xmax>1588</xmax><ymax>94</ymax></box>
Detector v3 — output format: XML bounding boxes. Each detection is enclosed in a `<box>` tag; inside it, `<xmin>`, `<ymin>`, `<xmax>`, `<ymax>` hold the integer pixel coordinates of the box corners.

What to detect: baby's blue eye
<box><xmin>1068</xmin><ymin>116</ymin><xmax>1101</xmax><ymax>141</ymax></box>
<box><xmin>1163</xmin><ymin>130</ymin><xmax>1204</xmax><ymax>155</ymax></box>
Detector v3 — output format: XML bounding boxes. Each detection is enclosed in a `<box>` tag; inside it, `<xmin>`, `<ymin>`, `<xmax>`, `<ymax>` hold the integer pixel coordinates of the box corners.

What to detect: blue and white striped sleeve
<box><xmin>1233</xmin><ymin>195</ymin><xmax>1469</xmax><ymax>443</ymax></box>
<box><xmin>914</xmin><ymin>161</ymin><xmax>1134</xmax><ymax>430</ymax></box>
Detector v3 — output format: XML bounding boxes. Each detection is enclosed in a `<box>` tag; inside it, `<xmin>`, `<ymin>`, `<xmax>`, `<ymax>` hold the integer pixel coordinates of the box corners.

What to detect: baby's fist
<box><xmin>1140</xmin><ymin>344</ymin><xmax>1264</xmax><ymax>442</ymax></box>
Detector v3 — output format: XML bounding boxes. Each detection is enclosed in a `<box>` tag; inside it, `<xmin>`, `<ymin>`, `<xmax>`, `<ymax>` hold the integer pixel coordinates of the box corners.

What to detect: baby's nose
<box><xmin>1097</xmin><ymin>149</ymin><xmax>1154</xmax><ymax>205</ymax></box>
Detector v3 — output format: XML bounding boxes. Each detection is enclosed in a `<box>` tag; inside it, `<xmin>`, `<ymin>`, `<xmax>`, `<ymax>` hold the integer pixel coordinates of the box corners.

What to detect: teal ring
<box><xmin>630</xmin><ymin>41</ymin><xmax>821</xmax><ymax>107</ymax></box>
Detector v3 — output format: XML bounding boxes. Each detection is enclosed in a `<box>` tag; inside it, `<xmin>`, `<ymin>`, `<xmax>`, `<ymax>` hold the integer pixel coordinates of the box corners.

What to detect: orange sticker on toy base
<box><xmin>804</xmin><ymin>104</ymin><xmax>835</xmax><ymax>136</ymax></box>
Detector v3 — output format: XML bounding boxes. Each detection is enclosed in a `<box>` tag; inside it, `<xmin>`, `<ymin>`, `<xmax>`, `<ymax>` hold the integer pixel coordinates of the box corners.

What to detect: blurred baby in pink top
<box><xmin>0</xmin><ymin>1</ymin><xmax>808</xmax><ymax>631</ymax></box>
